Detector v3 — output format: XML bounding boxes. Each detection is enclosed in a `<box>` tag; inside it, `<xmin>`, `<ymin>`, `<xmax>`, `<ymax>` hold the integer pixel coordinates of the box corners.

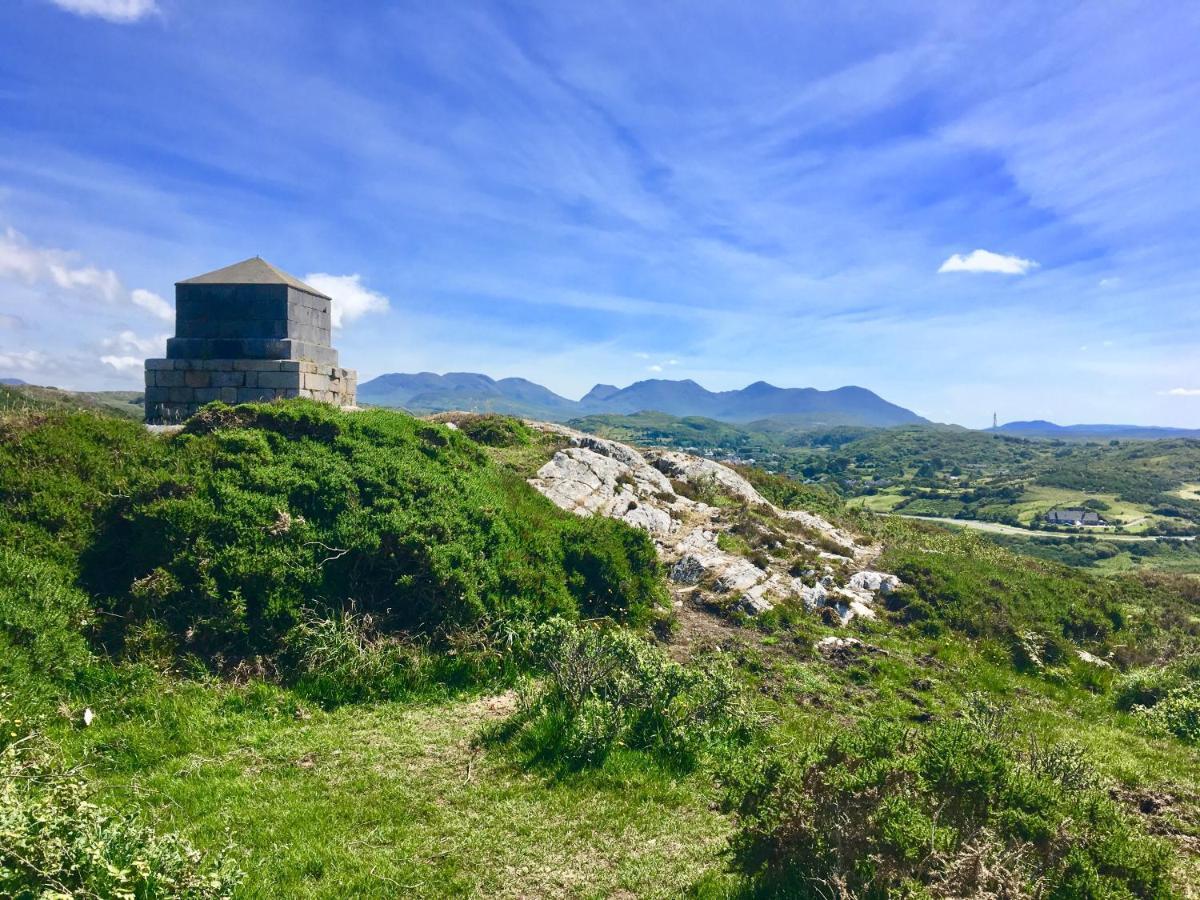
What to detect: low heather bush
<box><xmin>731</xmin><ymin>694</ymin><xmax>1174</xmax><ymax>898</ymax></box>
<box><xmin>486</xmin><ymin>618</ymin><xmax>758</xmax><ymax>770</ymax></box>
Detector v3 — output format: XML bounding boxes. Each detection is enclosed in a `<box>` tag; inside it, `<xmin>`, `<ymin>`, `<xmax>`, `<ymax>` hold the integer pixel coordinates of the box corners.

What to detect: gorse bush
<box><xmin>281</xmin><ymin>606</ymin><xmax>533</xmax><ymax>705</ymax></box>
<box><xmin>0</xmin><ymin>548</ymin><xmax>93</xmax><ymax>688</ymax></box>
<box><xmin>732</xmin><ymin>695</ymin><xmax>1174</xmax><ymax>898</ymax></box>
<box><xmin>0</xmin><ymin>729</ymin><xmax>241</xmax><ymax>898</ymax></box>
<box><xmin>445</xmin><ymin>413</ymin><xmax>535</xmax><ymax>448</ymax></box>
<box><xmin>1118</xmin><ymin>658</ymin><xmax>1200</xmax><ymax>744</ymax></box>
<box><xmin>487</xmin><ymin>618</ymin><xmax>758</xmax><ymax>770</ymax></box>
<box><xmin>0</xmin><ymin>402</ymin><xmax>665</xmax><ymax>663</ymax></box>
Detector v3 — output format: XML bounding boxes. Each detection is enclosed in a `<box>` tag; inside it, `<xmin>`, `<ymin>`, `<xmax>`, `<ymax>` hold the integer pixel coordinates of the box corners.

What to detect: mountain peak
<box><xmin>358</xmin><ymin>371</ymin><xmax>927</xmax><ymax>427</ymax></box>
<box><xmin>581</xmin><ymin>383</ymin><xmax>620</xmax><ymax>404</ymax></box>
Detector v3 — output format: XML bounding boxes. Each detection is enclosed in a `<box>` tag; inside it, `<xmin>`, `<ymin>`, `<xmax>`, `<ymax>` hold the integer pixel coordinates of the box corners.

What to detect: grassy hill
<box><xmin>2</xmin><ymin>401</ymin><xmax>1199</xmax><ymax>896</ymax></box>
<box><xmin>0</xmin><ymin>382</ymin><xmax>144</xmax><ymax>419</ymax></box>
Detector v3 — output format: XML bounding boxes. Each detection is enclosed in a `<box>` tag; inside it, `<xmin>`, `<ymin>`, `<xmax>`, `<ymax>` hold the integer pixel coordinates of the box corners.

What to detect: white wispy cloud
<box><xmin>0</xmin><ymin>227</ymin><xmax>171</xmax><ymax>320</ymax></box>
<box><xmin>46</xmin><ymin>0</ymin><xmax>158</xmax><ymax>24</ymax></box>
<box><xmin>937</xmin><ymin>249</ymin><xmax>1040</xmax><ymax>275</ymax></box>
<box><xmin>647</xmin><ymin>364</ymin><xmax>663</xmax><ymax>372</ymax></box>
<box><xmin>102</xmin><ymin>329</ymin><xmax>166</xmax><ymax>356</ymax></box>
<box><xmin>302</xmin><ymin>273</ymin><xmax>390</xmax><ymax>328</ymax></box>
<box><xmin>99</xmin><ymin>354</ymin><xmax>142</xmax><ymax>373</ymax></box>
<box><xmin>0</xmin><ymin>349</ymin><xmax>49</xmax><ymax>373</ymax></box>
<box><xmin>1164</xmin><ymin>387</ymin><xmax>1200</xmax><ymax>397</ymax></box>
<box><xmin>130</xmin><ymin>288</ymin><xmax>173</xmax><ymax>321</ymax></box>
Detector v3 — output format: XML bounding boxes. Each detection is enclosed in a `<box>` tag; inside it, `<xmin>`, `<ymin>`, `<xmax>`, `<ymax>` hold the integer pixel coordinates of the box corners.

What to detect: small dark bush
<box><xmin>449</xmin><ymin>414</ymin><xmax>534</xmax><ymax>448</ymax></box>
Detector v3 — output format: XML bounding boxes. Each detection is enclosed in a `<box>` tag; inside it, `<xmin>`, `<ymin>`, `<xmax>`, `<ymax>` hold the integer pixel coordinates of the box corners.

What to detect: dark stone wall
<box><xmin>173</xmin><ymin>283</ymin><xmax>333</xmax><ymax>359</ymax></box>
<box><xmin>147</xmin><ymin>275</ymin><xmax>353</xmax><ymax>422</ymax></box>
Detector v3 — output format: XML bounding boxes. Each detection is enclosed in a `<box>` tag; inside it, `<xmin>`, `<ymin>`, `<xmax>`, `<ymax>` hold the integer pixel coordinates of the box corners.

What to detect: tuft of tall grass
<box><xmin>484</xmin><ymin>618</ymin><xmax>760</xmax><ymax>771</ymax></box>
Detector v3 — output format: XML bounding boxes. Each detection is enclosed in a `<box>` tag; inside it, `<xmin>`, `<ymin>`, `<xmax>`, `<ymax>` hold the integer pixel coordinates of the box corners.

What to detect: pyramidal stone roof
<box><xmin>177</xmin><ymin>257</ymin><xmax>330</xmax><ymax>298</ymax></box>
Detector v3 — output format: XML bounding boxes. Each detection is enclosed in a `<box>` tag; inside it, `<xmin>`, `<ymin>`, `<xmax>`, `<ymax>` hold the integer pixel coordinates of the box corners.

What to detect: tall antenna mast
<box><xmin>993</xmin><ymin>412</ymin><xmax>997</xmax><ymax>429</ymax></box>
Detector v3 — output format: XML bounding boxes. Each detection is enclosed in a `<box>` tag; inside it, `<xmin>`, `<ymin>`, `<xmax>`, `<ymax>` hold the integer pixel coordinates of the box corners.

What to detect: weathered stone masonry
<box><xmin>144</xmin><ymin>257</ymin><xmax>357</xmax><ymax>423</ymax></box>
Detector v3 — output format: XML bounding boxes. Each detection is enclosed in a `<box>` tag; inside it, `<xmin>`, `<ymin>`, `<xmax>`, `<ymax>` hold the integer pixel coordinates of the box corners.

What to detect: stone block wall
<box><xmin>144</xmin><ymin>358</ymin><xmax>356</xmax><ymax>424</ymax></box>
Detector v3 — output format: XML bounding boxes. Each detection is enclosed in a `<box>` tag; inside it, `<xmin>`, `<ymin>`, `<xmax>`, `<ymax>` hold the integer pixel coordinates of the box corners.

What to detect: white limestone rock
<box><xmin>847</xmin><ymin>570</ymin><xmax>902</xmax><ymax>596</ymax></box>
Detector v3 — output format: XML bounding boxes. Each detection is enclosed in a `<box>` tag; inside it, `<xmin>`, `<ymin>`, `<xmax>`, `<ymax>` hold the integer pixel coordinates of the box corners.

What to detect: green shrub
<box><xmin>1120</xmin><ymin>658</ymin><xmax>1200</xmax><ymax>744</ymax></box>
<box><xmin>731</xmin><ymin>695</ymin><xmax>1174</xmax><ymax>898</ymax></box>
<box><xmin>1134</xmin><ymin>687</ymin><xmax>1200</xmax><ymax>744</ymax></box>
<box><xmin>0</xmin><ymin>548</ymin><xmax>93</xmax><ymax>686</ymax></box>
<box><xmin>281</xmin><ymin>606</ymin><xmax>532</xmax><ymax>705</ymax></box>
<box><xmin>448</xmin><ymin>414</ymin><xmax>534</xmax><ymax>447</ymax></box>
<box><xmin>487</xmin><ymin>619</ymin><xmax>758</xmax><ymax>770</ymax></box>
<box><xmin>1116</xmin><ymin>658</ymin><xmax>1200</xmax><ymax>711</ymax></box>
<box><xmin>0</xmin><ymin>402</ymin><xmax>664</xmax><ymax>663</ymax></box>
<box><xmin>0</xmin><ymin>730</ymin><xmax>241</xmax><ymax>897</ymax></box>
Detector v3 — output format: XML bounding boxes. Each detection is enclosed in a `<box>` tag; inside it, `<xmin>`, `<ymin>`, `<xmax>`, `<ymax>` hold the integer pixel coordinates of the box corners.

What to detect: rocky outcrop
<box><xmin>525</xmin><ymin>424</ymin><xmax>901</xmax><ymax>627</ymax></box>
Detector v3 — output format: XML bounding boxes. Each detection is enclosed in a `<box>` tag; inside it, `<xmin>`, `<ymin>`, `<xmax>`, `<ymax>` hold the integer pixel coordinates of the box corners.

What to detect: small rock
<box><xmin>1077</xmin><ymin>649</ymin><xmax>1113</xmax><ymax>669</ymax></box>
<box><xmin>816</xmin><ymin>635</ymin><xmax>863</xmax><ymax>653</ymax></box>
<box><xmin>670</xmin><ymin>555</ymin><xmax>706</xmax><ymax>585</ymax></box>
<box><xmin>82</xmin><ymin>708</ymin><xmax>94</xmax><ymax>728</ymax></box>
<box><xmin>737</xmin><ymin>595</ymin><xmax>774</xmax><ymax>616</ymax></box>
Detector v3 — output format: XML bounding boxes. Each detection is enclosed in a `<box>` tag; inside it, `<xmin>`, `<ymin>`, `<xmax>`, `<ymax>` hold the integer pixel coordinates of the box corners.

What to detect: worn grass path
<box><xmin>92</xmin><ymin>691</ymin><xmax>733</xmax><ymax>898</ymax></box>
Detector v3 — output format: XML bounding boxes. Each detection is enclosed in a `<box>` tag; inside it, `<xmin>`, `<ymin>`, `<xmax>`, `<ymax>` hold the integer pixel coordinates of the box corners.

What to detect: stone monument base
<box><xmin>144</xmin><ymin>357</ymin><xmax>357</xmax><ymax>424</ymax></box>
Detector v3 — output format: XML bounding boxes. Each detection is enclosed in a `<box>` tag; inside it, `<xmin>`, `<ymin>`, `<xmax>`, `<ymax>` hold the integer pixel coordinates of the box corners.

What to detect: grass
<box><xmin>5</xmin><ymin>403</ymin><xmax>1200</xmax><ymax>896</ymax></box>
<box><xmin>846</xmin><ymin>490</ymin><xmax>907</xmax><ymax>512</ymax></box>
<box><xmin>44</xmin><ymin>620</ymin><xmax>1196</xmax><ymax>898</ymax></box>
<box><xmin>61</xmin><ymin>686</ymin><xmax>731</xmax><ymax>898</ymax></box>
<box><xmin>1176</xmin><ymin>483</ymin><xmax>1200</xmax><ymax>502</ymax></box>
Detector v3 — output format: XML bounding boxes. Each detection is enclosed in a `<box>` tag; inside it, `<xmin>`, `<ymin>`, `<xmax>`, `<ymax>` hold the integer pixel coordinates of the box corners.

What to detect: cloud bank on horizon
<box><xmin>0</xmin><ymin>1</ymin><xmax>1198</xmax><ymax>427</ymax></box>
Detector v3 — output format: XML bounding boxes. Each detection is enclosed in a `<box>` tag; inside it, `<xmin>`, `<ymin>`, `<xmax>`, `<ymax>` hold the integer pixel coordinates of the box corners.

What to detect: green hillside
<box><xmin>2</xmin><ymin>402</ymin><xmax>1199</xmax><ymax>897</ymax></box>
<box><xmin>0</xmin><ymin>383</ymin><xmax>144</xmax><ymax>419</ymax></box>
<box><xmin>573</xmin><ymin>414</ymin><xmax>1200</xmax><ymax>562</ymax></box>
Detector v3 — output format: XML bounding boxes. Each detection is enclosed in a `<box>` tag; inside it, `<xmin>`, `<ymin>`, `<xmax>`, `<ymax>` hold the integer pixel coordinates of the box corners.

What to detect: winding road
<box><xmin>895</xmin><ymin>514</ymin><xmax>1197</xmax><ymax>543</ymax></box>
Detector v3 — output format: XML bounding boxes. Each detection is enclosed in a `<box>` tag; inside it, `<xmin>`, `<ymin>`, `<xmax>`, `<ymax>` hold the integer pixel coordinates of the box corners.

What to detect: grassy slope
<box><xmin>4</xmin><ymin>404</ymin><xmax>1200</xmax><ymax>896</ymax></box>
<box><xmin>65</xmin><ymin>688</ymin><xmax>727</xmax><ymax>898</ymax></box>
<box><xmin>0</xmin><ymin>383</ymin><xmax>143</xmax><ymax>419</ymax></box>
<box><xmin>48</xmin><ymin>611</ymin><xmax>1199</xmax><ymax>896</ymax></box>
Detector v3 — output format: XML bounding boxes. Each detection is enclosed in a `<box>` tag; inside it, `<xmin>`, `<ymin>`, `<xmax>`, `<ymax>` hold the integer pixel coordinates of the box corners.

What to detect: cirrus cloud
<box><xmin>1164</xmin><ymin>387</ymin><xmax>1200</xmax><ymax>397</ymax></box>
<box><xmin>46</xmin><ymin>0</ymin><xmax>158</xmax><ymax>24</ymax></box>
<box><xmin>937</xmin><ymin>249</ymin><xmax>1040</xmax><ymax>275</ymax></box>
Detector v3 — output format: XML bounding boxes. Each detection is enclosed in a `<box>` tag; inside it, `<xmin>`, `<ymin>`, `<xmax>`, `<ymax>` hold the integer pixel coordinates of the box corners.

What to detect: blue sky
<box><xmin>1</xmin><ymin>0</ymin><xmax>1199</xmax><ymax>427</ymax></box>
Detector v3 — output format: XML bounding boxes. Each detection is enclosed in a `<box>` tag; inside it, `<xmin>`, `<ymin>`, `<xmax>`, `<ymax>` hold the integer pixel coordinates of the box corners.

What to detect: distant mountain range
<box><xmin>993</xmin><ymin>420</ymin><xmax>1200</xmax><ymax>441</ymax></box>
<box><xmin>0</xmin><ymin>377</ymin><xmax>27</xmax><ymax>386</ymax></box>
<box><xmin>358</xmin><ymin>372</ymin><xmax>928</xmax><ymax>428</ymax></box>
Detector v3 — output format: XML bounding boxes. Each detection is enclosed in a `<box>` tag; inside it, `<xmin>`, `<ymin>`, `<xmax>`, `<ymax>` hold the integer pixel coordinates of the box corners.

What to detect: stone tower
<box><xmin>144</xmin><ymin>257</ymin><xmax>357</xmax><ymax>423</ymax></box>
